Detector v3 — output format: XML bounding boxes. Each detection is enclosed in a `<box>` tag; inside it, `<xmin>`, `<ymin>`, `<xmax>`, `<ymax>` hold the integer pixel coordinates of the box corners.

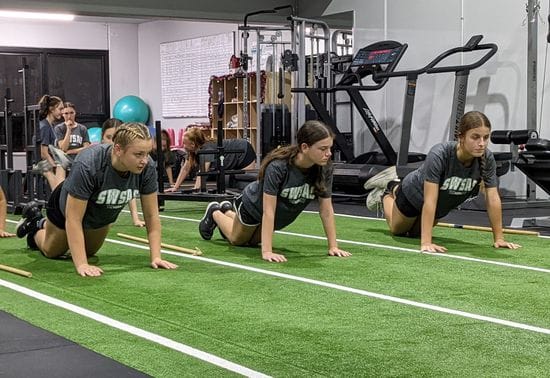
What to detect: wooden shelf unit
<box><xmin>209</xmin><ymin>71</ymin><xmax>292</xmax><ymax>157</ymax></box>
<box><xmin>210</xmin><ymin>73</ymin><xmax>259</xmax><ymax>149</ymax></box>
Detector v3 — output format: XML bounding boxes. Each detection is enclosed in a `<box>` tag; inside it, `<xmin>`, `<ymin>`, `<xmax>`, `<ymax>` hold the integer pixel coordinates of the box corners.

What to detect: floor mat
<box><xmin>0</xmin><ymin>311</ymin><xmax>149</xmax><ymax>377</ymax></box>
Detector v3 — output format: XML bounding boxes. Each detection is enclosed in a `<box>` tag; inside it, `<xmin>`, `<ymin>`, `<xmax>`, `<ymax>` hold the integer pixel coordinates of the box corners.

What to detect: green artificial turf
<box><xmin>2</xmin><ymin>201</ymin><xmax>550</xmax><ymax>376</ymax></box>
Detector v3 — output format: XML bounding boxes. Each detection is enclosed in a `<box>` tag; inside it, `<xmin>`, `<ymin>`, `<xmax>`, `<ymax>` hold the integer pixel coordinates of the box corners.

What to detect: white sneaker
<box><xmin>366</xmin><ymin>187</ymin><xmax>384</xmax><ymax>212</ymax></box>
<box><xmin>364</xmin><ymin>166</ymin><xmax>398</xmax><ymax>191</ymax></box>
<box><xmin>48</xmin><ymin>145</ymin><xmax>72</xmax><ymax>170</ymax></box>
<box><xmin>31</xmin><ymin>160</ymin><xmax>53</xmax><ymax>173</ymax></box>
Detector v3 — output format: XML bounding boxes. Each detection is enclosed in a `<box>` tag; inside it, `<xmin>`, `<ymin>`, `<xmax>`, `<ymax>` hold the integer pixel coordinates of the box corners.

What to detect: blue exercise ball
<box><xmin>113</xmin><ymin>95</ymin><xmax>150</xmax><ymax>123</ymax></box>
<box><xmin>88</xmin><ymin>127</ymin><xmax>102</xmax><ymax>144</ymax></box>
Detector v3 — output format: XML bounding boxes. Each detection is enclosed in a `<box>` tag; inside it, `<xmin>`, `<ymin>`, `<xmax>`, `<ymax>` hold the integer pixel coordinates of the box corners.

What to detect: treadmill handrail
<box><xmin>374</xmin><ymin>35</ymin><xmax>498</xmax><ymax>79</ymax></box>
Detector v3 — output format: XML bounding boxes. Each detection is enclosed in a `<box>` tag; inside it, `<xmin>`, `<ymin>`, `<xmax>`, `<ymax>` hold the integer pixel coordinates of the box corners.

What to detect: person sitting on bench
<box><xmin>165</xmin><ymin>127</ymin><xmax>256</xmax><ymax>192</ymax></box>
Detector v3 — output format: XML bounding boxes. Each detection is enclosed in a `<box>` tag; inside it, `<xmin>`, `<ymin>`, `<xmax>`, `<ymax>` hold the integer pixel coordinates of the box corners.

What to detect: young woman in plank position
<box><xmin>17</xmin><ymin>122</ymin><xmax>178</xmax><ymax>276</ymax></box>
<box><xmin>198</xmin><ymin>120</ymin><xmax>351</xmax><ymax>262</ymax></box>
<box><xmin>364</xmin><ymin>111</ymin><xmax>521</xmax><ymax>253</ymax></box>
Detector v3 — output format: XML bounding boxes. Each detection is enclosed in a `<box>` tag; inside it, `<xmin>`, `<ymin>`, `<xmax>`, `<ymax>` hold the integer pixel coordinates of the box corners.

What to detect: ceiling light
<box><xmin>0</xmin><ymin>10</ymin><xmax>75</xmax><ymax>21</ymax></box>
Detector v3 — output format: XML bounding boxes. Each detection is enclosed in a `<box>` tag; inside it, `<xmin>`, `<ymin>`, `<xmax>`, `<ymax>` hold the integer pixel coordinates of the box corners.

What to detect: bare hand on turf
<box><xmin>328</xmin><ymin>247</ymin><xmax>352</xmax><ymax>257</ymax></box>
<box><xmin>76</xmin><ymin>264</ymin><xmax>104</xmax><ymax>277</ymax></box>
<box><xmin>493</xmin><ymin>240</ymin><xmax>522</xmax><ymax>249</ymax></box>
<box><xmin>262</xmin><ymin>251</ymin><xmax>287</xmax><ymax>263</ymax></box>
<box><xmin>151</xmin><ymin>258</ymin><xmax>178</xmax><ymax>270</ymax></box>
<box><xmin>420</xmin><ymin>243</ymin><xmax>448</xmax><ymax>253</ymax></box>
<box><xmin>0</xmin><ymin>229</ymin><xmax>15</xmax><ymax>237</ymax></box>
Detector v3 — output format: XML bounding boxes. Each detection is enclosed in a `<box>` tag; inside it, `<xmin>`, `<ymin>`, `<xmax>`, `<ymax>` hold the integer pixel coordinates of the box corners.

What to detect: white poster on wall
<box><xmin>160</xmin><ymin>32</ymin><xmax>234</xmax><ymax>118</ymax></box>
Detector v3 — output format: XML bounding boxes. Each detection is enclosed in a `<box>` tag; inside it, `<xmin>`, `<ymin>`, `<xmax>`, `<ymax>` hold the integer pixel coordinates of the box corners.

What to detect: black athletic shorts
<box><xmin>46</xmin><ymin>183</ymin><xmax>66</xmax><ymax>230</ymax></box>
<box><xmin>234</xmin><ymin>194</ymin><xmax>260</xmax><ymax>227</ymax></box>
<box><xmin>241</xmin><ymin>141</ymin><xmax>257</xmax><ymax>168</ymax></box>
<box><xmin>394</xmin><ymin>185</ymin><xmax>421</xmax><ymax>218</ymax></box>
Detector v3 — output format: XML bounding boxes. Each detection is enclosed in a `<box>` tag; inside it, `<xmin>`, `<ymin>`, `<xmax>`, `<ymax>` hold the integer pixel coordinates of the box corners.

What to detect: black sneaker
<box><xmin>199</xmin><ymin>202</ymin><xmax>221</xmax><ymax>240</ymax></box>
<box><xmin>383</xmin><ymin>179</ymin><xmax>401</xmax><ymax>198</ymax></box>
<box><xmin>16</xmin><ymin>202</ymin><xmax>44</xmax><ymax>238</ymax></box>
<box><xmin>219</xmin><ymin>200</ymin><xmax>234</xmax><ymax>213</ymax></box>
<box><xmin>26</xmin><ymin>233</ymin><xmax>39</xmax><ymax>250</ymax></box>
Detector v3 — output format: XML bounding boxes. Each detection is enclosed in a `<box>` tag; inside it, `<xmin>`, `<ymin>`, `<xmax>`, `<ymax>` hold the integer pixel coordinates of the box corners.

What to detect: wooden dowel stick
<box><xmin>436</xmin><ymin>222</ymin><xmax>539</xmax><ymax>236</ymax></box>
<box><xmin>117</xmin><ymin>233</ymin><xmax>203</xmax><ymax>256</ymax></box>
<box><xmin>0</xmin><ymin>264</ymin><xmax>32</xmax><ymax>278</ymax></box>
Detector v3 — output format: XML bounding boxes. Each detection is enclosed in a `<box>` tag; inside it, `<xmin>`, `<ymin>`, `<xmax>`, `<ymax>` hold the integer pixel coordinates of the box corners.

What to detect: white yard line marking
<box><xmin>275</xmin><ymin>231</ymin><xmax>550</xmax><ymax>274</ymax></box>
<box><xmin>116</xmin><ymin>212</ymin><xmax>550</xmax><ymax>274</ymax></box>
<box><xmin>105</xmin><ymin>238</ymin><xmax>550</xmax><ymax>336</ymax></box>
<box><xmin>0</xmin><ymin>278</ymin><xmax>270</xmax><ymax>378</ymax></box>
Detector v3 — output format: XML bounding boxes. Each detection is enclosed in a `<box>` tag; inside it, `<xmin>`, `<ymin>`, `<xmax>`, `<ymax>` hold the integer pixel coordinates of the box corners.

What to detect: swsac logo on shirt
<box><xmin>96</xmin><ymin>189</ymin><xmax>139</xmax><ymax>207</ymax></box>
<box><xmin>280</xmin><ymin>183</ymin><xmax>315</xmax><ymax>204</ymax></box>
<box><xmin>440</xmin><ymin>177</ymin><xmax>478</xmax><ymax>195</ymax></box>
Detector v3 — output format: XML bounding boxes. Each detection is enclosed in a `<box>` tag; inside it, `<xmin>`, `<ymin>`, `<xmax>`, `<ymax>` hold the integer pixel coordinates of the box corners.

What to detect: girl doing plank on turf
<box><xmin>364</xmin><ymin>111</ymin><xmax>521</xmax><ymax>253</ymax></box>
<box><xmin>102</xmin><ymin>118</ymin><xmax>145</xmax><ymax>227</ymax></box>
<box><xmin>198</xmin><ymin>120</ymin><xmax>351</xmax><ymax>262</ymax></box>
<box><xmin>165</xmin><ymin>127</ymin><xmax>256</xmax><ymax>192</ymax></box>
<box><xmin>16</xmin><ymin>122</ymin><xmax>178</xmax><ymax>277</ymax></box>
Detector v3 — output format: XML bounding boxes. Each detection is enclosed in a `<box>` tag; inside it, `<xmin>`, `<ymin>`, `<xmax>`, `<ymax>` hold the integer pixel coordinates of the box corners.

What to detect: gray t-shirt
<box><xmin>241</xmin><ymin>159</ymin><xmax>333</xmax><ymax>230</ymax></box>
<box><xmin>54</xmin><ymin>122</ymin><xmax>90</xmax><ymax>158</ymax></box>
<box><xmin>60</xmin><ymin>143</ymin><xmax>158</xmax><ymax>229</ymax></box>
<box><xmin>199</xmin><ymin>139</ymin><xmax>252</xmax><ymax>170</ymax></box>
<box><xmin>39</xmin><ymin>119</ymin><xmax>56</xmax><ymax>146</ymax></box>
<box><xmin>401</xmin><ymin>141</ymin><xmax>498</xmax><ymax>219</ymax></box>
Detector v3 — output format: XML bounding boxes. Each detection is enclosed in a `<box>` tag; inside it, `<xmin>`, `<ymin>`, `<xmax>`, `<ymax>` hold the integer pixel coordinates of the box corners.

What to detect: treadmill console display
<box><xmin>351</xmin><ymin>48</ymin><xmax>400</xmax><ymax>67</ymax></box>
<box><xmin>337</xmin><ymin>41</ymin><xmax>406</xmax><ymax>86</ymax></box>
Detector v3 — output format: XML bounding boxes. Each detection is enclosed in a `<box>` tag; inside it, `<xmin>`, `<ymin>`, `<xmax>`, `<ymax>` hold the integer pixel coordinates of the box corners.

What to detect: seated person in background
<box><xmin>16</xmin><ymin>122</ymin><xmax>178</xmax><ymax>277</ymax></box>
<box><xmin>198</xmin><ymin>120</ymin><xmax>351</xmax><ymax>263</ymax></box>
<box><xmin>166</xmin><ymin>127</ymin><xmax>256</xmax><ymax>192</ymax></box>
<box><xmin>150</xmin><ymin>129</ymin><xmax>176</xmax><ymax>187</ymax></box>
<box><xmin>364</xmin><ymin>111</ymin><xmax>521</xmax><ymax>253</ymax></box>
<box><xmin>53</xmin><ymin>101</ymin><xmax>91</xmax><ymax>165</ymax></box>
<box><xmin>33</xmin><ymin>94</ymin><xmax>67</xmax><ymax>190</ymax></box>
<box><xmin>102</xmin><ymin>118</ymin><xmax>145</xmax><ymax>228</ymax></box>
<box><xmin>0</xmin><ymin>187</ymin><xmax>15</xmax><ymax>238</ymax></box>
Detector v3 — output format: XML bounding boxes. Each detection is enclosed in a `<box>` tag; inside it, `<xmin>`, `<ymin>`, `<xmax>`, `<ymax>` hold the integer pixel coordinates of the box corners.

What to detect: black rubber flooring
<box><xmin>0</xmin><ymin>311</ymin><xmax>149</xmax><ymax>378</ymax></box>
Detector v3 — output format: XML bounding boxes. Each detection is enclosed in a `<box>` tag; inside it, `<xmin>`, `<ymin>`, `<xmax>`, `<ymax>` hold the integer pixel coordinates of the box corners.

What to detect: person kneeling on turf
<box><xmin>16</xmin><ymin>122</ymin><xmax>178</xmax><ymax>277</ymax></box>
<box><xmin>364</xmin><ymin>111</ymin><xmax>521</xmax><ymax>253</ymax></box>
<box><xmin>198</xmin><ymin>120</ymin><xmax>351</xmax><ymax>263</ymax></box>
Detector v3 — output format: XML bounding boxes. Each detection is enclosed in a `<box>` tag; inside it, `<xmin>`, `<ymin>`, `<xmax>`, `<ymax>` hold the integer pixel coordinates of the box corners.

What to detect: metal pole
<box><xmin>526</xmin><ymin>0</ymin><xmax>540</xmax><ymax>201</ymax></box>
<box><xmin>527</xmin><ymin>0</ymin><xmax>539</xmax><ymax>130</ymax></box>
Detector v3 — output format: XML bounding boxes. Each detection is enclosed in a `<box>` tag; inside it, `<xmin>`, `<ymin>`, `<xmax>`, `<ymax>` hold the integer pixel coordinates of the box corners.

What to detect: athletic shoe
<box><xmin>219</xmin><ymin>200</ymin><xmax>234</xmax><ymax>213</ymax></box>
<box><xmin>363</xmin><ymin>166</ymin><xmax>398</xmax><ymax>191</ymax></box>
<box><xmin>16</xmin><ymin>201</ymin><xmax>44</xmax><ymax>238</ymax></box>
<box><xmin>31</xmin><ymin>160</ymin><xmax>53</xmax><ymax>174</ymax></box>
<box><xmin>366</xmin><ymin>187</ymin><xmax>385</xmax><ymax>212</ymax></box>
<box><xmin>48</xmin><ymin>145</ymin><xmax>72</xmax><ymax>170</ymax></box>
<box><xmin>199</xmin><ymin>202</ymin><xmax>221</xmax><ymax>240</ymax></box>
<box><xmin>26</xmin><ymin>233</ymin><xmax>39</xmax><ymax>250</ymax></box>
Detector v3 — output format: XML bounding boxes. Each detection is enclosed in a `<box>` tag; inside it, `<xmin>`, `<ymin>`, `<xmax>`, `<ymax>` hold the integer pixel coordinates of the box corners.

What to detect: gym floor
<box><xmin>1</xmin><ymin>198</ymin><xmax>549</xmax><ymax>376</ymax></box>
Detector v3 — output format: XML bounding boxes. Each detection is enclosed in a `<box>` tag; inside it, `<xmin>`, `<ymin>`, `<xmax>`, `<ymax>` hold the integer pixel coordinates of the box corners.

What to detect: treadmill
<box><xmin>292</xmin><ymin>35</ymin><xmax>498</xmax><ymax>196</ymax></box>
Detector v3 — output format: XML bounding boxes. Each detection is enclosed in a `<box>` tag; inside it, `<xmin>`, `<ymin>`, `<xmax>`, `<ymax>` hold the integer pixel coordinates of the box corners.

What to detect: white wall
<box><xmin>326</xmin><ymin>0</ymin><xmax>550</xmax><ymax>198</ymax></box>
<box><xmin>137</xmin><ymin>20</ymin><xmax>237</xmax><ymax>131</ymax></box>
<box><xmin>108</xmin><ymin>23</ymin><xmax>140</xmax><ymax>111</ymax></box>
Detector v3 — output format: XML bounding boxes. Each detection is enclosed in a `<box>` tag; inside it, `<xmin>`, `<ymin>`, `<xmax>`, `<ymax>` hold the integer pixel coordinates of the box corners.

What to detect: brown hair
<box><xmin>38</xmin><ymin>95</ymin><xmax>63</xmax><ymax>120</ymax></box>
<box><xmin>112</xmin><ymin>122</ymin><xmax>151</xmax><ymax>149</ymax></box>
<box><xmin>457</xmin><ymin>111</ymin><xmax>492</xmax><ymax>185</ymax></box>
<box><xmin>101</xmin><ymin>118</ymin><xmax>123</xmax><ymax>139</ymax></box>
<box><xmin>63</xmin><ymin>101</ymin><xmax>76</xmax><ymax>110</ymax></box>
<box><xmin>184</xmin><ymin>127</ymin><xmax>211</xmax><ymax>168</ymax></box>
<box><xmin>259</xmin><ymin>120</ymin><xmax>334</xmax><ymax>195</ymax></box>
